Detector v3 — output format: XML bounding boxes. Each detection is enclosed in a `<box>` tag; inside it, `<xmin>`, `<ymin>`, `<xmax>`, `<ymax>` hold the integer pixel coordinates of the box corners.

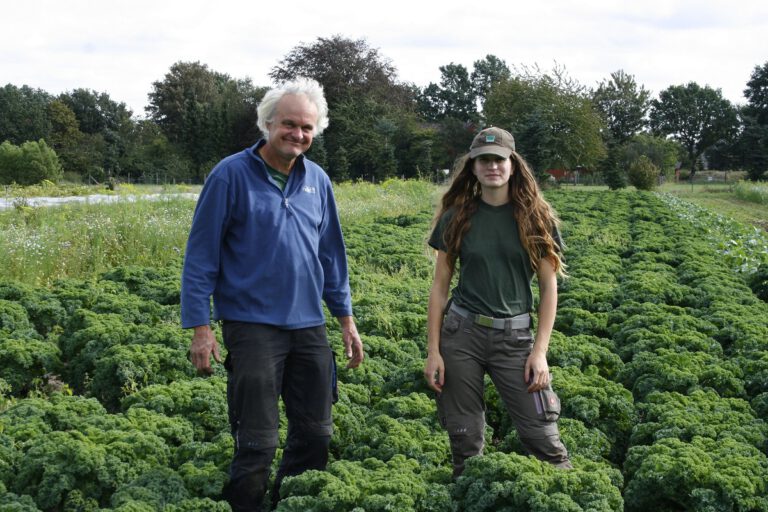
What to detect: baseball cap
<box><xmin>469</xmin><ymin>127</ymin><xmax>515</xmax><ymax>159</ymax></box>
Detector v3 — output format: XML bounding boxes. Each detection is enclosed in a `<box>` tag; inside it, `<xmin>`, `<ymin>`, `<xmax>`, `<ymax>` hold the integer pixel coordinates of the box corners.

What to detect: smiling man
<box><xmin>181</xmin><ymin>77</ymin><xmax>364</xmax><ymax>512</ymax></box>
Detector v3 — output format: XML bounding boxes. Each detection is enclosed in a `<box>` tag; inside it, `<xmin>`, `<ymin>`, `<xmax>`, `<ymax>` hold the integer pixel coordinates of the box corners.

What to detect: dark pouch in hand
<box><xmin>539</xmin><ymin>389</ymin><xmax>561</xmax><ymax>421</ymax></box>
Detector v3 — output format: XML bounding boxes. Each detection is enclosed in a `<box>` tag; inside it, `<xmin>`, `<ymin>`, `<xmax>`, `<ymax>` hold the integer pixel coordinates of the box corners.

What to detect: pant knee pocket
<box><xmin>236</xmin><ymin>428</ymin><xmax>280</xmax><ymax>451</ymax></box>
<box><xmin>292</xmin><ymin>419</ymin><xmax>334</xmax><ymax>438</ymax></box>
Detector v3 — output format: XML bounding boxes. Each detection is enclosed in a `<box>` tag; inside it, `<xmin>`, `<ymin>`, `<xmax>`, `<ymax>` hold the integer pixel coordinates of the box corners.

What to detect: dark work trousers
<box><xmin>221</xmin><ymin>321</ymin><xmax>335</xmax><ymax>512</ymax></box>
<box><xmin>436</xmin><ymin>309</ymin><xmax>571</xmax><ymax>477</ymax></box>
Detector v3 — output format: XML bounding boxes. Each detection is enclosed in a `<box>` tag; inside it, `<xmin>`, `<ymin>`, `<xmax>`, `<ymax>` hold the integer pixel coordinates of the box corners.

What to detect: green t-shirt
<box><xmin>429</xmin><ymin>201</ymin><xmax>536</xmax><ymax>318</ymax></box>
<box><xmin>266</xmin><ymin>164</ymin><xmax>289</xmax><ymax>191</ymax></box>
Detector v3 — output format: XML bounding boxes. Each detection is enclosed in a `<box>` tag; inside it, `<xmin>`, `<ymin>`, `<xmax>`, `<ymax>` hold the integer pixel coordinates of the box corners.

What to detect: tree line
<box><xmin>1</xmin><ymin>35</ymin><xmax>766</xmax><ymax>187</ymax></box>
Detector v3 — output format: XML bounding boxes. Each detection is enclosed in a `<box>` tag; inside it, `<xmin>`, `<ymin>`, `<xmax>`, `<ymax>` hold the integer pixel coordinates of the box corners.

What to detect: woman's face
<box><xmin>472</xmin><ymin>154</ymin><xmax>512</xmax><ymax>189</ymax></box>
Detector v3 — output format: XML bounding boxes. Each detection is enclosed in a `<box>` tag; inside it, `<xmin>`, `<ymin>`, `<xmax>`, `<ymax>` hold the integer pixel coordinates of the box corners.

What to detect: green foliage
<box><xmin>591</xmin><ymin>70</ymin><xmax>650</xmax><ymax>144</ymax></box>
<box><xmin>121</xmin><ymin>377</ymin><xmax>228</xmax><ymax>441</ymax></box>
<box><xmin>749</xmin><ymin>262</ymin><xmax>768</xmax><ymax>301</ymax></box>
<box><xmin>453</xmin><ymin>452</ymin><xmax>623</xmax><ymax>512</ymax></box>
<box><xmin>546</xmin><ymin>332</ymin><xmax>623</xmax><ymax>380</ymax></box>
<box><xmin>90</xmin><ymin>343</ymin><xmax>195</xmax><ymax>410</ymax></box>
<box><xmin>627</xmin><ymin>155</ymin><xmax>660</xmax><ymax>190</ymax></box>
<box><xmin>0</xmin><ymin>139</ymin><xmax>62</xmax><ymax>185</ymax></box>
<box><xmin>553</xmin><ymin>366</ymin><xmax>636</xmax><ymax>463</ymax></box>
<box><xmin>630</xmin><ymin>390</ymin><xmax>767</xmax><ymax>450</ymax></box>
<box><xmin>1</xmin><ymin>182</ymin><xmax>768</xmax><ymax>510</ymax></box>
<box><xmin>618</xmin><ymin>133</ymin><xmax>681</xmax><ymax>175</ymax></box>
<box><xmin>147</xmin><ymin>61</ymin><xmax>265</xmax><ymax>179</ymax></box>
<box><xmin>279</xmin><ymin>455</ymin><xmax>453</xmax><ymax>512</ymax></box>
<box><xmin>485</xmin><ymin>66</ymin><xmax>607</xmax><ymax>173</ymax></box>
<box><xmin>100</xmin><ymin>265</ymin><xmax>181</xmax><ymax>305</ymax></box>
<box><xmin>650</xmin><ymin>82</ymin><xmax>739</xmax><ymax>176</ymax></box>
<box><xmin>740</xmin><ymin>62</ymin><xmax>768</xmax><ymax>179</ymax></box>
<box><xmin>110</xmin><ymin>467</ymin><xmax>189</xmax><ymax>508</ymax></box>
<box><xmin>623</xmin><ymin>436</ymin><xmax>768</xmax><ymax>512</ymax></box>
<box><xmin>0</xmin><ymin>490</ymin><xmax>41</xmax><ymax>511</ymax></box>
<box><xmin>0</xmin><ymin>337</ymin><xmax>61</xmax><ymax>394</ymax></box>
<box><xmin>619</xmin><ymin>348</ymin><xmax>746</xmax><ymax>400</ymax></box>
<box><xmin>0</xmin><ymin>84</ymin><xmax>52</xmax><ymax>145</ymax></box>
<box><xmin>553</xmin><ymin>307</ymin><xmax>609</xmax><ymax>337</ymax></box>
<box><xmin>0</xmin><ymin>299</ymin><xmax>33</xmax><ymax>334</ymax></box>
<box><xmin>57</xmin><ymin>307</ymin><xmax>198</xmax><ymax>403</ymax></box>
<box><xmin>418</xmin><ymin>63</ymin><xmax>479</xmax><ymax>123</ymax></box>
<box><xmin>9</xmin><ymin>429</ymin><xmax>165</xmax><ymax>509</ymax></box>
<box><xmin>0</xmin><ymin>281</ymin><xmax>67</xmax><ymax>335</ymax></box>
<box><xmin>339</xmin><ymin>413</ymin><xmax>449</xmax><ymax>466</ymax></box>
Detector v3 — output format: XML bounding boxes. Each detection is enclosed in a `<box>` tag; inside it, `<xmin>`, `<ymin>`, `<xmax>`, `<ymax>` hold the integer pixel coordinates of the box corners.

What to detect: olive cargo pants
<box><xmin>437</xmin><ymin>308</ymin><xmax>571</xmax><ymax>476</ymax></box>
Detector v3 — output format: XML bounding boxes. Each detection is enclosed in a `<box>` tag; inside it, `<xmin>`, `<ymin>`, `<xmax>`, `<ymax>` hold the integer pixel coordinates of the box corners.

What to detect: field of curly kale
<box><xmin>1</xmin><ymin>183</ymin><xmax>766</xmax><ymax>511</ymax></box>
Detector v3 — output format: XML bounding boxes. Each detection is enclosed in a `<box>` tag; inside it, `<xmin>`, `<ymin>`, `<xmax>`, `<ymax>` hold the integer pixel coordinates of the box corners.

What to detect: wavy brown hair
<box><xmin>434</xmin><ymin>151</ymin><xmax>566</xmax><ymax>276</ymax></box>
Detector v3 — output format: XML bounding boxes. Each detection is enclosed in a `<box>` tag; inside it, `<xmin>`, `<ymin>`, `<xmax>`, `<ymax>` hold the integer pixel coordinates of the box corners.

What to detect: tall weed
<box><xmin>0</xmin><ymin>180</ymin><xmax>440</xmax><ymax>285</ymax></box>
<box><xmin>733</xmin><ymin>181</ymin><xmax>768</xmax><ymax>205</ymax></box>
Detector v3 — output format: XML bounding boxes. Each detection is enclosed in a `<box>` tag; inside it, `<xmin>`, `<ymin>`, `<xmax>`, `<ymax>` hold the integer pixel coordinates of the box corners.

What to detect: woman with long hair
<box><xmin>424</xmin><ymin>127</ymin><xmax>571</xmax><ymax>476</ymax></box>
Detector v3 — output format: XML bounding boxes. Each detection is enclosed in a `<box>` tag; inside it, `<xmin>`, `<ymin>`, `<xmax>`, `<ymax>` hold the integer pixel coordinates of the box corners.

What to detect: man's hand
<box><xmin>189</xmin><ymin>325</ymin><xmax>222</xmax><ymax>375</ymax></box>
<box><xmin>339</xmin><ymin>316</ymin><xmax>364</xmax><ymax>368</ymax></box>
<box><xmin>525</xmin><ymin>348</ymin><xmax>550</xmax><ymax>392</ymax></box>
<box><xmin>423</xmin><ymin>352</ymin><xmax>445</xmax><ymax>392</ymax></box>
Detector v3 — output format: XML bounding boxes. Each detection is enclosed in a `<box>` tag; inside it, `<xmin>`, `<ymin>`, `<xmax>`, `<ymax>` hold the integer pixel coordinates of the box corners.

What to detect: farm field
<box><xmin>0</xmin><ymin>181</ymin><xmax>767</xmax><ymax>511</ymax></box>
<box><xmin>660</xmin><ymin>181</ymin><xmax>768</xmax><ymax>231</ymax></box>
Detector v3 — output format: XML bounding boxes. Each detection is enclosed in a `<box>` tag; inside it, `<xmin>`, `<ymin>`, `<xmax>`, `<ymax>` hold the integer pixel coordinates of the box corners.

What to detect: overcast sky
<box><xmin>3</xmin><ymin>0</ymin><xmax>767</xmax><ymax>116</ymax></box>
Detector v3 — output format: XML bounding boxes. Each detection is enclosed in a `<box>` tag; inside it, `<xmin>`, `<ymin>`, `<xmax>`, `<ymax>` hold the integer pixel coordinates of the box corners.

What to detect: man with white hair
<box><xmin>181</xmin><ymin>77</ymin><xmax>364</xmax><ymax>511</ymax></box>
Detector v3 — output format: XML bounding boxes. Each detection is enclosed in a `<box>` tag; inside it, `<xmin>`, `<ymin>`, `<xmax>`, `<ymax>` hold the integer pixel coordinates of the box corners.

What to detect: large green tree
<box><xmin>0</xmin><ymin>84</ymin><xmax>52</xmax><ymax>145</ymax></box>
<box><xmin>417</xmin><ymin>63</ymin><xmax>478</xmax><ymax>123</ymax></box>
<box><xmin>418</xmin><ymin>56</ymin><xmax>510</xmax><ymax>171</ymax></box>
<box><xmin>592</xmin><ymin>70</ymin><xmax>650</xmax><ymax>145</ymax></box>
<box><xmin>47</xmin><ymin>99</ymin><xmax>104</xmax><ymax>179</ymax></box>
<box><xmin>591</xmin><ymin>70</ymin><xmax>651</xmax><ymax>189</ymax></box>
<box><xmin>269</xmin><ymin>36</ymin><xmax>424</xmax><ymax>181</ymax></box>
<box><xmin>471</xmin><ymin>55</ymin><xmax>511</xmax><ymax>110</ymax></box>
<box><xmin>270</xmin><ymin>35</ymin><xmax>408</xmax><ymax>108</ymax></box>
<box><xmin>740</xmin><ymin>62</ymin><xmax>768</xmax><ymax>180</ymax></box>
<box><xmin>485</xmin><ymin>68</ymin><xmax>606</xmax><ymax>175</ymax></box>
<box><xmin>649</xmin><ymin>82</ymin><xmax>738</xmax><ymax>177</ymax></box>
<box><xmin>147</xmin><ymin>61</ymin><xmax>265</xmax><ymax>181</ymax></box>
<box><xmin>58</xmin><ymin>89</ymin><xmax>135</xmax><ymax>179</ymax></box>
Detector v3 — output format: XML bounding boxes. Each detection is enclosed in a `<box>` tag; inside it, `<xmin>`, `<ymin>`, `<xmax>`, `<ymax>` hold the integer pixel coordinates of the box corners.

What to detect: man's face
<box><xmin>265</xmin><ymin>94</ymin><xmax>318</xmax><ymax>162</ymax></box>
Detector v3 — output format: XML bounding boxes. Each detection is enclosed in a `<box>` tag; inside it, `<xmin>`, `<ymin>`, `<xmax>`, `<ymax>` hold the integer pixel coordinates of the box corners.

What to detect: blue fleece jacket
<box><xmin>180</xmin><ymin>140</ymin><xmax>352</xmax><ymax>329</ymax></box>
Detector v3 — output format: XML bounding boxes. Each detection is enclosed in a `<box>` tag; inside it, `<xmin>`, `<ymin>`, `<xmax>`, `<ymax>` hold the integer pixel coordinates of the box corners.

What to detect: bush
<box><xmin>453</xmin><ymin>452</ymin><xmax>623</xmax><ymax>512</ymax></box>
<box><xmin>624</xmin><ymin>437</ymin><xmax>768</xmax><ymax>512</ymax></box>
<box><xmin>627</xmin><ymin>156</ymin><xmax>660</xmax><ymax>191</ymax></box>
<box><xmin>0</xmin><ymin>139</ymin><xmax>62</xmax><ymax>185</ymax></box>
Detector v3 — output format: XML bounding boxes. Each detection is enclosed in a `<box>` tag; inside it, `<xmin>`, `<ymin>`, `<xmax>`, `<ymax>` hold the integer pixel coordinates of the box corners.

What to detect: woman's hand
<box><xmin>525</xmin><ymin>348</ymin><xmax>550</xmax><ymax>392</ymax></box>
<box><xmin>424</xmin><ymin>352</ymin><xmax>445</xmax><ymax>392</ymax></box>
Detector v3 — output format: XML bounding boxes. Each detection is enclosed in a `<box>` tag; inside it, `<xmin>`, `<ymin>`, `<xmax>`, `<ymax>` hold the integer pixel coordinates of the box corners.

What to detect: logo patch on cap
<box><xmin>485</xmin><ymin>135</ymin><xmax>496</xmax><ymax>142</ymax></box>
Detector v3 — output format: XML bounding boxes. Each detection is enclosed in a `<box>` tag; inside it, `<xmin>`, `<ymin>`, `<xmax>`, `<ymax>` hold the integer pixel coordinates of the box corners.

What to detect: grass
<box><xmin>659</xmin><ymin>181</ymin><xmax>768</xmax><ymax>231</ymax></box>
<box><xmin>1</xmin><ymin>181</ymin><xmax>200</xmax><ymax>200</ymax></box>
<box><xmin>0</xmin><ymin>196</ymin><xmax>193</xmax><ymax>286</ymax></box>
<box><xmin>333</xmin><ymin>179</ymin><xmax>441</xmax><ymax>224</ymax></box>
<box><xmin>3</xmin><ymin>175</ymin><xmax>765</xmax><ymax>286</ymax></box>
<box><xmin>0</xmin><ymin>179</ymin><xmax>440</xmax><ymax>286</ymax></box>
<box><xmin>733</xmin><ymin>181</ymin><xmax>768</xmax><ymax>205</ymax></box>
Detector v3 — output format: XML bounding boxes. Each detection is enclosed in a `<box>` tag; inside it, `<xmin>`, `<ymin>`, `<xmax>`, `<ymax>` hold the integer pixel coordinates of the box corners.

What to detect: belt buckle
<box><xmin>475</xmin><ymin>314</ymin><xmax>494</xmax><ymax>328</ymax></box>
